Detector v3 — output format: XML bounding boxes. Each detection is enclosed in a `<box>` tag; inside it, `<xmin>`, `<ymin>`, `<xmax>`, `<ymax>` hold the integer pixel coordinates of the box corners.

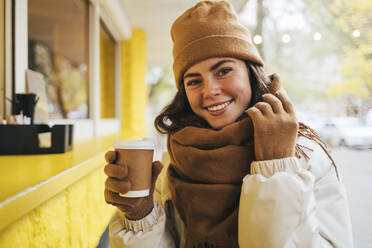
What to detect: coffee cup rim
<box><xmin>114</xmin><ymin>140</ymin><xmax>155</xmax><ymax>150</ymax></box>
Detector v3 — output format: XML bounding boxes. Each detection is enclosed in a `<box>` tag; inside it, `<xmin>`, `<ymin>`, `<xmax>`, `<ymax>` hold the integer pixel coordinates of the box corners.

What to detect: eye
<box><xmin>186</xmin><ymin>80</ymin><xmax>201</xmax><ymax>86</ymax></box>
<box><xmin>217</xmin><ymin>67</ymin><xmax>232</xmax><ymax>76</ymax></box>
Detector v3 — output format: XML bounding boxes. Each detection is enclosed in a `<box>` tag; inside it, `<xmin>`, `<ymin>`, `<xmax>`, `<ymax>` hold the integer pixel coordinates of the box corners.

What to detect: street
<box><xmin>332</xmin><ymin>147</ymin><xmax>372</xmax><ymax>248</ymax></box>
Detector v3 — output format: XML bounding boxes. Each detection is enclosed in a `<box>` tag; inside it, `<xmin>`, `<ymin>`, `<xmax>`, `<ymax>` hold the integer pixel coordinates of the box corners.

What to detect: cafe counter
<box><xmin>0</xmin><ymin>133</ymin><xmax>119</xmax><ymax>247</ymax></box>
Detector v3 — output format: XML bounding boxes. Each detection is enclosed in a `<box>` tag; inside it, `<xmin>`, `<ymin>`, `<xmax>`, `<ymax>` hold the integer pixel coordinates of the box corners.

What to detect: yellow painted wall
<box><xmin>0</xmin><ymin>167</ymin><xmax>116</xmax><ymax>248</ymax></box>
<box><xmin>100</xmin><ymin>25</ymin><xmax>115</xmax><ymax>118</ymax></box>
<box><xmin>0</xmin><ymin>28</ymin><xmax>148</xmax><ymax>247</ymax></box>
<box><xmin>120</xmin><ymin>28</ymin><xmax>148</xmax><ymax>139</ymax></box>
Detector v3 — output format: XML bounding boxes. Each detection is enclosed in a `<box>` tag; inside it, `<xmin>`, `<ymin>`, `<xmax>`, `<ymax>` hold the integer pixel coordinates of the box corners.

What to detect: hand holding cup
<box><xmin>104</xmin><ymin>140</ymin><xmax>163</xmax><ymax>220</ymax></box>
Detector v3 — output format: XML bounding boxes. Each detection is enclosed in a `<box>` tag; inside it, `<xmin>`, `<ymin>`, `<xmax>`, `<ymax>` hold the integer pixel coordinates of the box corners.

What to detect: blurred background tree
<box><xmin>326</xmin><ymin>0</ymin><xmax>372</xmax><ymax>95</ymax></box>
<box><xmin>147</xmin><ymin>67</ymin><xmax>177</xmax><ymax>114</ymax></box>
<box><xmin>239</xmin><ymin>0</ymin><xmax>372</xmax><ymax>117</ymax></box>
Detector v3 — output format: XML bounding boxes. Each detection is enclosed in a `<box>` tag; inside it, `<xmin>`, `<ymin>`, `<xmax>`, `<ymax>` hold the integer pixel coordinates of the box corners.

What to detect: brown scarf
<box><xmin>167</xmin><ymin>115</ymin><xmax>333</xmax><ymax>248</ymax></box>
<box><xmin>167</xmin><ymin>117</ymin><xmax>254</xmax><ymax>247</ymax></box>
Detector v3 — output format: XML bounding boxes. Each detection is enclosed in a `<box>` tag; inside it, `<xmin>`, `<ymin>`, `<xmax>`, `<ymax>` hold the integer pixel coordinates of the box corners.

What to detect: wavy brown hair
<box><xmin>154</xmin><ymin>62</ymin><xmax>272</xmax><ymax>134</ymax></box>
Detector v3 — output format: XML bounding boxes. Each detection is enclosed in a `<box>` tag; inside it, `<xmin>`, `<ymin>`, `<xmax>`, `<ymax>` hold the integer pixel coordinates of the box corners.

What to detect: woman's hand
<box><xmin>246</xmin><ymin>89</ymin><xmax>298</xmax><ymax>161</ymax></box>
<box><xmin>104</xmin><ymin>151</ymin><xmax>163</xmax><ymax>220</ymax></box>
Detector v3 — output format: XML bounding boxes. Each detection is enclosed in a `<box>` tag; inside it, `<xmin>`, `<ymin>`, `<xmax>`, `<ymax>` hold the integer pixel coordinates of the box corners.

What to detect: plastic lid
<box><xmin>114</xmin><ymin>140</ymin><xmax>155</xmax><ymax>150</ymax></box>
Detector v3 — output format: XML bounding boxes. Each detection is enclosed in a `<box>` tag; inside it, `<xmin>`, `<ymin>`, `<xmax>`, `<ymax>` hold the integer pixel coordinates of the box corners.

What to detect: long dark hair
<box><xmin>154</xmin><ymin>62</ymin><xmax>272</xmax><ymax>134</ymax></box>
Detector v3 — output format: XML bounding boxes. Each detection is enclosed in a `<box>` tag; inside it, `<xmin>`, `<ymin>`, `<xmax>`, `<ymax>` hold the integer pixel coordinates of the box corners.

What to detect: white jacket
<box><xmin>109</xmin><ymin>136</ymin><xmax>354</xmax><ymax>248</ymax></box>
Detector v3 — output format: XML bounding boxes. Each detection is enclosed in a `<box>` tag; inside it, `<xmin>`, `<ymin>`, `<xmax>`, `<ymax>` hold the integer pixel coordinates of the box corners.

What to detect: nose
<box><xmin>202</xmin><ymin>78</ymin><xmax>221</xmax><ymax>99</ymax></box>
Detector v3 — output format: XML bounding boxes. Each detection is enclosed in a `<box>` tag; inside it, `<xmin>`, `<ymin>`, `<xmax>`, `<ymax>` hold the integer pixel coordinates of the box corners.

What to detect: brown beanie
<box><xmin>171</xmin><ymin>0</ymin><xmax>264</xmax><ymax>89</ymax></box>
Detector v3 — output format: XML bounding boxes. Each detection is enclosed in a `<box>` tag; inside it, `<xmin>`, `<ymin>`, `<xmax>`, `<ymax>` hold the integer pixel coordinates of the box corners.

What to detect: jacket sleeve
<box><xmin>109</xmin><ymin>201</ymin><xmax>176</xmax><ymax>248</ymax></box>
<box><xmin>238</xmin><ymin>138</ymin><xmax>354</xmax><ymax>248</ymax></box>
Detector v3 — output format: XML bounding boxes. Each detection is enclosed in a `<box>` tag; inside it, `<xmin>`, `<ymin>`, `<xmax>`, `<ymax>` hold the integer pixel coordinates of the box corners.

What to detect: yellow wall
<box><xmin>0</xmin><ymin>28</ymin><xmax>148</xmax><ymax>247</ymax></box>
<box><xmin>0</xmin><ymin>168</ymin><xmax>116</xmax><ymax>248</ymax></box>
<box><xmin>100</xmin><ymin>26</ymin><xmax>115</xmax><ymax>118</ymax></box>
<box><xmin>120</xmin><ymin>28</ymin><xmax>148</xmax><ymax>139</ymax></box>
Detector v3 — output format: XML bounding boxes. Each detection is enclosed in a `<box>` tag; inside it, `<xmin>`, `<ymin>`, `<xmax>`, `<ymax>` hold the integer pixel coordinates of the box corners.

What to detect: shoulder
<box><xmin>296</xmin><ymin>136</ymin><xmax>340</xmax><ymax>182</ymax></box>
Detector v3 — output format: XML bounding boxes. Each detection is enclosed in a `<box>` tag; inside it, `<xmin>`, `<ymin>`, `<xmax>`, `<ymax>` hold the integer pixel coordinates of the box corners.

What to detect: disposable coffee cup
<box><xmin>113</xmin><ymin>140</ymin><xmax>155</xmax><ymax>198</ymax></box>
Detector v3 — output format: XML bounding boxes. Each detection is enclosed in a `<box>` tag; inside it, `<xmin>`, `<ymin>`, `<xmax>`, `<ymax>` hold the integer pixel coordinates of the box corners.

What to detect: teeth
<box><xmin>207</xmin><ymin>101</ymin><xmax>231</xmax><ymax>112</ymax></box>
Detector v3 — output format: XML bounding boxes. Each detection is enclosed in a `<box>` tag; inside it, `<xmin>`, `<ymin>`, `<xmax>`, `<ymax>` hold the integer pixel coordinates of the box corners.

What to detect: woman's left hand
<box><xmin>246</xmin><ymin>90</ymin><xmax>298</xmax><ymax>161</ymax></box>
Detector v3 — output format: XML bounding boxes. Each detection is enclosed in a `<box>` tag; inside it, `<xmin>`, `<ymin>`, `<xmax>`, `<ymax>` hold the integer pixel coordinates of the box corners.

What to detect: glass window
<box><xmin>100</xmin><ymin>21</ymin><xmax>116</xmax><ymax>118</ymax></box>
<box><xmin>28</xmin><ymin>0</ymin><xmax>89</xmax><ymax>119</ymax></box>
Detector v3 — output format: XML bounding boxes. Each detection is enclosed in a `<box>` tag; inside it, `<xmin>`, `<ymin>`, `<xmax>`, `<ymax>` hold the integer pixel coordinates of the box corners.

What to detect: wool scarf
<box><xmin>167</xmin><ymin>116</ymin><xmax>254</xmax><ymax>247</ymax></box>
<box><xmin>167</xmin><ymin>115</ymin><xmax>332</xmax><ymax>248</ymax></box>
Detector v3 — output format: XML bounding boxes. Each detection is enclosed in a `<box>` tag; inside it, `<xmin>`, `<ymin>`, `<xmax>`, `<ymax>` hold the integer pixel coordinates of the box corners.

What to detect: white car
<box><xmin>318</xmin><ymin>117</ymin><xmax>372</xmax><ymax>149</ymax></box>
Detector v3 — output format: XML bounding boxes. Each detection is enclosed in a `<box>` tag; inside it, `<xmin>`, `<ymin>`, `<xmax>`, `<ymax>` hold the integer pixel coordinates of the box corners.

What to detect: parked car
<box><xmin>318</xmin><ymin>117</ymin><xmax>372</xmax><ymax>149</ymax></box>
<box><xmin>295</xmin><ymin>110</ymin><xmax>324</xmax><ymax>134</ymax></box>
<box><xmin>366</xmin><ymin>109</ymin><xmax>372</xmax><ymax>126</ymax></box>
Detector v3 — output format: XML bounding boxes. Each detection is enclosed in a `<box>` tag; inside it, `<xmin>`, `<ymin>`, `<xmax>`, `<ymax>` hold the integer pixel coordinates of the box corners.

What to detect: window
<box><xmin>28</xmin><ymin>0</ymin><xmax>89</xmax><ymax>119</ymax></box>
<box><xmin>7</xmin><ymin>0</ymin><xmax>125</xmax><ymax>139</ymax></box>
<box><xmin>100</xmin><ymin>21</ymin><xmax>116</xmax><ymax>118</ymax></box>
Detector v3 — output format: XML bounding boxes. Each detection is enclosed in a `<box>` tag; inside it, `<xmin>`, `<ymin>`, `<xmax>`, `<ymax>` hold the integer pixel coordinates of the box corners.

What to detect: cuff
<box><xmin>251</xmin><ymin>157</ymin><xmax>301</xmax><ymax>178</ymax></box>
<box><xmin>119</xmin><ymin>201</ymin><xmax>164</xmax><ymax>233</ymax></box>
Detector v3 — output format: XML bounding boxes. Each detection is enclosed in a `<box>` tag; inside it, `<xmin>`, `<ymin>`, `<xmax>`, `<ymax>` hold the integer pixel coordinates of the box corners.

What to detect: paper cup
<box><xmin>114</xmin><ymin>140</ymin><xmax>154</xmax><ymax>198</ymax></box>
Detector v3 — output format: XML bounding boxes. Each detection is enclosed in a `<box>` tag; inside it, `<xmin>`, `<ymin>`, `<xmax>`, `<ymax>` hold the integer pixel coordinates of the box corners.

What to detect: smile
<box><xmin>205</xmin><ymin>100</ymin><xmax>233</xmax><ymax>112</ymax></box>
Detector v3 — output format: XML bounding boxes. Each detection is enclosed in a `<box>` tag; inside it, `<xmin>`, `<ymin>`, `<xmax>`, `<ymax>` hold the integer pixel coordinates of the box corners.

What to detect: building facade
<box><xmin>0</xmin><ymin>0</ymin><xmax>149</xmax><ymax>246</ymax></box>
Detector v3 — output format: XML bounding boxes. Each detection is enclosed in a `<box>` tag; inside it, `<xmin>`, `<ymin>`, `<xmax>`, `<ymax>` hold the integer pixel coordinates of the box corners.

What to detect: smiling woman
<box><xmin>104</xmin><ymin>1</ymin><xmax>354</xmax><ymax>248</ymax></box>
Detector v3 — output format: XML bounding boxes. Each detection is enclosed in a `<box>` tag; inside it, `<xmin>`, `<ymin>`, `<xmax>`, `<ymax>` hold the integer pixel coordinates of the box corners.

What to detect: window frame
<box><xmin>0</xmin><ymin>0</ymin><xmax>4</xmax><ymax>122</ymax></box>
<box><xmin>7</xmin><ymin>0</ymin><xmax>127</xmax><ymax>139</ymax></box>
<box><xmin>4</xmin><ymin>0</ymin><xmax>12</xmax><ymax>119</ymax></box>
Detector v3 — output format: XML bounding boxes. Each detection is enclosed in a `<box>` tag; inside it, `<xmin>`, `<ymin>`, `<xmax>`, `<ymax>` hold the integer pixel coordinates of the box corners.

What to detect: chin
<box><xmin>208</xmin><ymin>112</ymin><xmax>246</xmax><ymax>129</ymax></box>
<box><xmin>208</xmin><ymin>119</ymin><xmax>235</xmax><ymax>130</ymax></box>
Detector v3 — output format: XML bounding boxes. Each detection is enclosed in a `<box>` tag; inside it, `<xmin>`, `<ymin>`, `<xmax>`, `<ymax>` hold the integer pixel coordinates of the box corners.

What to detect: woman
<box><xmin>104</xmin><ymin>1</ymin><xmax>353</xmax><ymax>247</ymax></box>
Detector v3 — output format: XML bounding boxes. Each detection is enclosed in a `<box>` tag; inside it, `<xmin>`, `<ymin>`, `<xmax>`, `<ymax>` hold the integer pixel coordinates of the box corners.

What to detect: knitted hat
<box><xmin>171</xmin><ymin>0</ymin><xmax>264</xmax><ymax>89</ymax></box>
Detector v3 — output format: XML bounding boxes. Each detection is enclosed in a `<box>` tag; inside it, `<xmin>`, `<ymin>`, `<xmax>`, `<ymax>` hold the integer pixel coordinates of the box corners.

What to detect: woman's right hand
<box><xmin>104</xmin><ymin>150</ymin><xmax>163</xmax><ymax>220</ymax></box>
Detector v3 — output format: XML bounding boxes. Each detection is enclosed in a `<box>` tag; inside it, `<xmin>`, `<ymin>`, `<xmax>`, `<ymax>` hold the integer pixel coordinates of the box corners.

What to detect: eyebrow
<box><xmin>183</xmin><ymin>59</ymin><xmax>235</xmax><ymax>80</ymax></box>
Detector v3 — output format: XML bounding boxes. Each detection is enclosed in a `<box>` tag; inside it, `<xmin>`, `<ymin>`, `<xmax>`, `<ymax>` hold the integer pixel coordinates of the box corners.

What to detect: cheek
<box><xmin>244</xmin><ymin>84</ymin><xmax>252</xmax><ymax>101</ymax></box>
<box><xmin>231</xmin><ymin>79</ymin><xmax>252</xmax><ymax>103</ymax></box>
<box><xmin>185</xmin><ymin>91</ymin><xmax>200</xmax><ymax>111</ymax></box>
<box><xmin>243</xmin><ymin>87</ymin><xmax>252</xmax><ymax>106</ymax></box>
<box><xmin>241</xmin><ymin>75</ymin><xmax>252</xmax><ymax>102</ymax></box>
